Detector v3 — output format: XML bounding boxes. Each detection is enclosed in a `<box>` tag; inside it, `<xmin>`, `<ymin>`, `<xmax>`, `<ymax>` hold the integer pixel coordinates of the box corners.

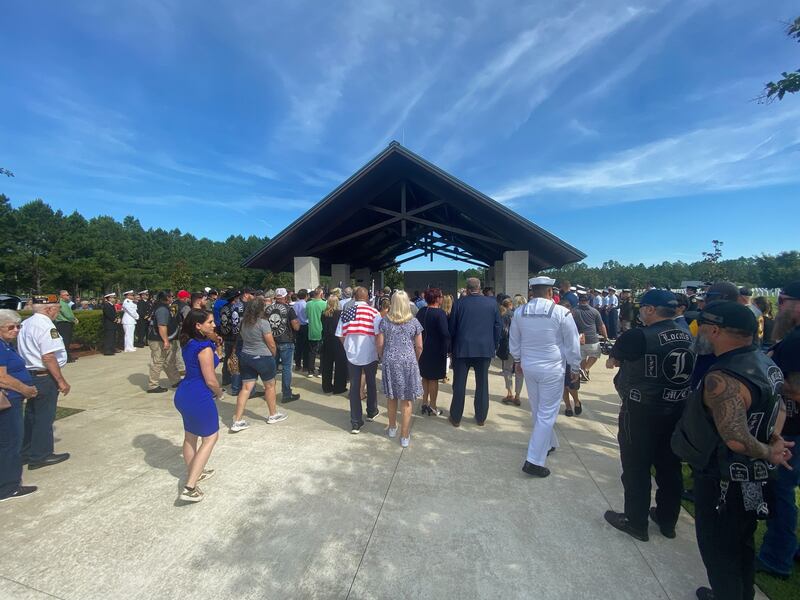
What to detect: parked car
<box><xmin>0</xmin><ymin>293</ymin><xmax>25</xmax><ymax>310</ymax></box>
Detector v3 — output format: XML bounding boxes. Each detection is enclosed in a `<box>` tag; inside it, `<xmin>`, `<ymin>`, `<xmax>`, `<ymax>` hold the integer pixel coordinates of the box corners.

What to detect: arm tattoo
<box><xmin>704</xmin><ymin>372</ymin><xmax>769</xmax><ymax>460</ymax></box>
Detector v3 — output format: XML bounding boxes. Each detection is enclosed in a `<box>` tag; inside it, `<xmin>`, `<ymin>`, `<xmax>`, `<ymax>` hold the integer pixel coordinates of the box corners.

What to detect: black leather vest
<box><xmin>615</xmin><ymin>320</ymin><xmax>695</xmax><ymax>408</ymax></box>
<box><xmin>671</xmin><ymin>346</ymin><xmax>783</xmax><ymax>481</ymax></box>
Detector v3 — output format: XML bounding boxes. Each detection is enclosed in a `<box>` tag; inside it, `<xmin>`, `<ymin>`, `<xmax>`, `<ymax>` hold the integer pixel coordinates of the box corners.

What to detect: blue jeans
<box><xmin>0</xmin><ymin>397</ymin><xmax>23</xmax><ymax>498</ymax></box>
<box><xmin>277</xmin><ymin>343</ymin><xmax>295</xmax><ymax>397</ymax></box>
<box><xmin>22</xmin><ymin>374</ymin><xmax>58</xmax><ymax>462</ymax></box>
<box><xmin>758</xmin><ymin>433</ymin><xmax>800</xmax><ymax>575</ymax></box>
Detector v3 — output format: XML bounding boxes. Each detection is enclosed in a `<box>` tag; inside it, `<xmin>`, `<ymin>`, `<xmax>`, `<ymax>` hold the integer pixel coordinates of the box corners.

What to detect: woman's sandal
<box><xmin>501</xmin><ymin>396</ymin><xmax>515</xmax><ymax>405</ymax></box>
<box><xmin>574</xmin><ymin>402</ymin><xmax>583</xmax><ymax>416</ymax></box>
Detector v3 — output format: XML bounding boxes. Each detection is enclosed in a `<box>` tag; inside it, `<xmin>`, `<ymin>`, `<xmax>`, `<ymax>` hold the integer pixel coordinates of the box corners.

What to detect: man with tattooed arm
<box><xmin>672</xmin><ymin>301</ymin><xmax>793</xmax><ymax>600</ymax></box>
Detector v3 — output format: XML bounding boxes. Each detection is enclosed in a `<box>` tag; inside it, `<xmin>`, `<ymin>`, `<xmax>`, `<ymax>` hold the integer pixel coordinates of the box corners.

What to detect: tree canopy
<box><xmin>761</xmin><ymin>16</ymin><xmax>800</xmax><ymax>102</ymax></box>
<box><xmin>0</xmin><ymin>195</ymin><xmax>271</xmax><ymax>295</ymax></box>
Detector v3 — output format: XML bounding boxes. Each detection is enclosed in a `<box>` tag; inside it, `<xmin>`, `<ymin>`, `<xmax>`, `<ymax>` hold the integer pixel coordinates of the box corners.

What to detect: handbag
<box><xmin>0</xmin><ymin>389</ymin><xmax>11</xmax><ymax>411</ymax></box>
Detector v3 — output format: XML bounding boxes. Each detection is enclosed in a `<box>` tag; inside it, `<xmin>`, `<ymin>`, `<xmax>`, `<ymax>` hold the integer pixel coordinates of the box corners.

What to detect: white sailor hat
<box><xmin>104</xmin><ymin>292</ymin><xmax>116</xmax><ymax>298</ymax></box>
<box><xmin>577</xmin><ymin>290</ymin><xmax>589</xmax><ymax>297</ymax></box>
<box><xmin>123</xmin><ymin>290</ymin><xmax>135</xmax><ymax>296</ymax></box>
<box><xmin>608</xmin><ymin>286</ymin><xmax>617</xmax><ymax>292</ymax></box>
<box><xmin>138</xmin><ymin>289</ymin><xmax>149</xmax><ymax>295</ymax></box>
<box><xmin>570</xmin><ymin>286</ymin><xmax>578</xmax><ymax>292</ymax></box>
<box><xmin>576</xmin><ymin>285</ymin><xmax>586</xmax><ymax>291</ymax></box>
<box><xmin>529</xmin><ymin>276</ymin><xmax>556</xmax><ymax>287</ymax></box>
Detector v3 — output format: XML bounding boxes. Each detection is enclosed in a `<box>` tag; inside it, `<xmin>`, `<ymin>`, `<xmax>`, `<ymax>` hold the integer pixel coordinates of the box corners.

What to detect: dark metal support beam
<box><xmin>309</xmin><ymin>216</ymin><xmax>401</xmax><ymax>253</ymax></box>
<box><xmin>401</xmin><ymin>181</ymin><xmax>407</xmax><ymax>238</ymax></box>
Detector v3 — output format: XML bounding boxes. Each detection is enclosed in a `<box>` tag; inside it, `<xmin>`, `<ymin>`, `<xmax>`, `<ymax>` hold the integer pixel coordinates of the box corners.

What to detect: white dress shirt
<box><xmin>122</xmin><ymin>299</ymin><xmax>139</xmax><ymax>324</ymax></box>
<box><xmin>18</xmin><ymin>312</ymin><xmax>68</xmax><ymax>369</ymax></box>
<box><xmin>509</xmin><ymin>298</ymin><xmax>582</xmax><ymax>374</ymax></box>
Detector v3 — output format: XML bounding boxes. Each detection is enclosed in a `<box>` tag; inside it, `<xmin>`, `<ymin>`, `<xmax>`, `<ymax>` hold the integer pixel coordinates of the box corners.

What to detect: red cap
<box><xmin>177</xmin><ymin>290</ymin><xmax>191</xmax><ymax>299</ymax></box>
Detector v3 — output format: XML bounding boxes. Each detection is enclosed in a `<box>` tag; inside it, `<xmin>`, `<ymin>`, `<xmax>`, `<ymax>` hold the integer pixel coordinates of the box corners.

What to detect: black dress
<box><xmin>321</xmin><ymin>310</ymin><xmax>348</xmax><ymax>393</ymax></box>
<box><xmin>416</xmin><ymin>306</ymin><xmax>450</xmax><ymax>380</ymax></box>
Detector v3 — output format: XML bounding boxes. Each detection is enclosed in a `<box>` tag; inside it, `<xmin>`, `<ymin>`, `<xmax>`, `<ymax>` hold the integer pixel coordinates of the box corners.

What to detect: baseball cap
<box><xmin>275</xmin><ymin>288</ymin><xmax>288</xmax><ymax>298</ymax></box>
<box><xmin>738</xmin><ymin>287</ymin><xmax>753</xmax><ymax>297</ymax></box>
<box><xmin>639</xmin><ymin>289</ymin><xmax>678</xmax><ymax>308</ymax></box>
<box><xmin>177</xmin><ymin>290</ymin><xmax>191</xmax><ymax>299</ymax></box>
<box><xmin>698</xmin><ymin>301</ymin><xmax>757</xmax><ymax>335</ymax></box>
<box><xmin>242</xmin><ymin>287</ymin><xmax>256</xmax><ymax>294</ymax></box>
<box><xmin>705</xmin><ymin>281</ymin><xmax>739</xmax><ymax>302</ymax></box>
<box><xmin>31</xmin><ymin>295</ymin><xmax>58</xmax><ymax>304</ymax></box>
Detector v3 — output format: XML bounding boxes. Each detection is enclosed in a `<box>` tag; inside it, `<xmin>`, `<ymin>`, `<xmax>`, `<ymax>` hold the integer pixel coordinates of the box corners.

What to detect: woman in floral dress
<box><xmin>376</xmin><ymin>291</ymin><xmax>423</xmax><ymax>448</ymax></box>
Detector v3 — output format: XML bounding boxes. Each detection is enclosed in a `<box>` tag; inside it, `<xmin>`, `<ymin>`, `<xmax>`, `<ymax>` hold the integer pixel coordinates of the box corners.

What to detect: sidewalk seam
<box><xmin>344</xmin><ymin>446</ymin><xmax>405</xmax><ymax>600</ymax></box>
<box><xmin>0</xmin><ymin>574</ymin><xmax>67</xmax><ymax>600</ymax></box>
<box><xmin>557</xmin><ymin>419</ymin><xmax>674</xmax><ymax>600</ymax></box>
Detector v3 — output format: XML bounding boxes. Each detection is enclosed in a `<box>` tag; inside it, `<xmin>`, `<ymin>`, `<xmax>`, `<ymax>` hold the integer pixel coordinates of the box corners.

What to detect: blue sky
<box><xmin>1</xmin><ymin>0</ymin><xmax>798</xmax><ymax>271</ymax></box>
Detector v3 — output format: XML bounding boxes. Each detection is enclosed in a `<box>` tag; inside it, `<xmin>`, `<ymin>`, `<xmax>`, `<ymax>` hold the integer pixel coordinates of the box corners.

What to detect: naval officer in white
<box><xmin>121</xmin><ymin>290</ymin><xmax>139</xmax><ymax>352</ymax></box>
<box><xmin>510</xmin><ymin>276</ymin><xmax>582</xmax><ymax>477</ymax></box>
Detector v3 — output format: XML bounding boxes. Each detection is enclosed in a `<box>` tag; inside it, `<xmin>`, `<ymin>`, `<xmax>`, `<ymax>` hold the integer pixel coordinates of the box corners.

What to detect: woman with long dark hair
<box><xmin>416</xmin><ymin>288</ymin><xmax>449</xmax><ymax>416</ymax></box>
<box><xmin>173</xmin><ymin>309</ymin><xmax>223</xmax><ymax>503</ymax></box>
<box><xmin>230</xmin><ymin>297</ymin><xmax>285</xmax><ymax>432</ymax></box>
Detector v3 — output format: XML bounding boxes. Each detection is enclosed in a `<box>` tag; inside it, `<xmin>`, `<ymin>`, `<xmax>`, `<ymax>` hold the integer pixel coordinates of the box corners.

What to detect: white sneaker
<box><xmin>197</xmin><ymin>468</ymin><xmax>215</xmax><ymax>482</ymax></box>
<box><xmin>387</xmin><ymin>426</ymin><xmax>398</xmax><ymax>438</ymax></box>
<box><xmin>266</xmin><ymin>412</ymin><xmax>288</xmax><ymax>424</ymax></box>
<box><xmin>230</xmin><ymin>420</ymin><xmax>249</xmax><ymax>433</ymax></box>
<box><xmin>400</xmin><ymin>437</ymin><xmax>410</xmax><ymax>448</ymax></box>
<box><xmin>180</xmin><ymin>486</ymin><xmax>204</xmax><ymax>503</ymax></box>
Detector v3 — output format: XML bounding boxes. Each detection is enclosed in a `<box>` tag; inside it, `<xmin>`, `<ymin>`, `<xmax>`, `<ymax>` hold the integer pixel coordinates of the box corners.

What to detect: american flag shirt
<box><xmin>336</xmin><ymin>301</ymin><xmax>381</xmax><ymax>365</ymax></box>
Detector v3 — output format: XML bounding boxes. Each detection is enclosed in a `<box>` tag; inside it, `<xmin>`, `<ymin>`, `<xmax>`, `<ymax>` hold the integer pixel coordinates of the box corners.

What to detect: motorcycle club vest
<box><xmin>671</xmin><ymin>345</ymin><xmax>783</xmax><ymax>482</ymax></box>
<box><xmin>615</xmin><ymin>319</ymin><xmax>695</xmax><ymax>409</ymax></box>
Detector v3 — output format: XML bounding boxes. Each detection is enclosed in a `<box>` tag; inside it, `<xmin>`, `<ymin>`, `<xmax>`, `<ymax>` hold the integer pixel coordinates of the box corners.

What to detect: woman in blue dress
<box><xmin>174</xmin><ymin>309</ymin><xmax>223</xmax><ymax>503</ymax></box>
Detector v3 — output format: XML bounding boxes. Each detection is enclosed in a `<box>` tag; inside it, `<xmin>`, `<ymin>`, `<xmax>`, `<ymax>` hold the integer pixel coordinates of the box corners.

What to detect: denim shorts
<box><xmin>239</xmin><ymin>352</ymin><xmax>276</xmax><ymax>382</ymax></box>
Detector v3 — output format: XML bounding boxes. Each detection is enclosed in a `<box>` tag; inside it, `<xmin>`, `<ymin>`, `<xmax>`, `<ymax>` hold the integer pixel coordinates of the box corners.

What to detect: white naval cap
<box><xmin>123</xmin><ymin>290</ymin><xmax>135</xmax><ymax>295</ymax></box>
<box><xmin>608</xmin><ymin>286</ymin><xmax>617</xmax><ymax>292</ymax></box>
<box><xmin>104</xmin><ymin>292</ymin><xmax>116</xmax><ymax>298</ymax></box>
<box><xmin>529</xmin><ymin>276</ymin><xmax>556</xmax><ymax>286</ymax></box>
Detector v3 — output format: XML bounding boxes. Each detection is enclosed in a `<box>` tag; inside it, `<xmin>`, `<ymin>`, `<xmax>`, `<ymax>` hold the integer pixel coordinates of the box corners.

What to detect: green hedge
<box><xmin>20</xmin><ymin>310</ymin><xmax>104</xmax><ymax>350</ymax></box>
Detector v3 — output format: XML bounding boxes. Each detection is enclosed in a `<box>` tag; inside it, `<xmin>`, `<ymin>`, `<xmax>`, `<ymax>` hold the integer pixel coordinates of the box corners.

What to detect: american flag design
<box><xmin>341</xmin><ymin>302</ymin><xmax>379</xmax><ymax>336</ymax></box>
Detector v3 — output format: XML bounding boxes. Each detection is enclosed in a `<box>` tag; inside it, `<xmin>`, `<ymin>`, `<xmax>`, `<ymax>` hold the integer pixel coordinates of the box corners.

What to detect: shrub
<box><xmin>20</xmin><ymin>310</ymin><xmax>104</xmax><ymax>350</ymax></box>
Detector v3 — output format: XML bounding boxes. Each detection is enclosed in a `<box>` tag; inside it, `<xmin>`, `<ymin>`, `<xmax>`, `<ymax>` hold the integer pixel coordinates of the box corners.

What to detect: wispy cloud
<box><xmin>567</xmin><ymin>118</ymin><xmax>599</xmax><ymax>137</ymax></box>
<box><xmin>494</xmin><ymin>106</ymin><xmax>800</xmax><ymax>205</ymax></box>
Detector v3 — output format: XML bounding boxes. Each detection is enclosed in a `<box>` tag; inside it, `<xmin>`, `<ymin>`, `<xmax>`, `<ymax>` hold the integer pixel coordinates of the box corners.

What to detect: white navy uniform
<box><xmin>509</xmin><ymin>296</ymin><xmax>582</xmax><ymax>467</ymax></box>
<box><xmin>121</xmin><ymin>297</ymin><xmax>139</xmax><ymax>352</ymax></box>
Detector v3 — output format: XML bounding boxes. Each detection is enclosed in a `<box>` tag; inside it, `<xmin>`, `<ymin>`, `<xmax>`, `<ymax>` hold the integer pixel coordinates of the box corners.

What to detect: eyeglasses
<box><xmin>4</xmin><ymin>324</ymin><xmax>21</xmax><ymax>330</ymax></box>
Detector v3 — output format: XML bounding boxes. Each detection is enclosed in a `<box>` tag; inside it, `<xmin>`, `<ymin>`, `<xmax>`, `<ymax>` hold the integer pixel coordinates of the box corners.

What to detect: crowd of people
<box><xmin>1</xmin><ymin>274</ymin><xmax>799</xmax><ymax>600</ymax></box>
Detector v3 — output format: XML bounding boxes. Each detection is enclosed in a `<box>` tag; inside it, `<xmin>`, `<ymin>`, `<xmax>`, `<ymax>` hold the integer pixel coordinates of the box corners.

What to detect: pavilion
<box><xmin>243</xmin><ymin>142</ymin><xmax>585</xmax><ymax>297</ymax></box>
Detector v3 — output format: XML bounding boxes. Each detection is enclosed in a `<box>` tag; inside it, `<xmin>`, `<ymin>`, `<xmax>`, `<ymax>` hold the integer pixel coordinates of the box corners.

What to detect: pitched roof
<box><xmin>243</xmin><ymin>142</ymin><xmax>585</xmax><ymax>273</ymax></box>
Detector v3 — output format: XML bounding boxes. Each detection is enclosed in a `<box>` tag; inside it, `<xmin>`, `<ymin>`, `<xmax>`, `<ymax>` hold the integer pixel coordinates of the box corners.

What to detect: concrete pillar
<box><xmin>331</xmin><ymin>264</ymin><xmax>351</xmax><ymax>289</ymax></box>
<box><xmin>294</xmin><ymin>256</ymin><xmax>320</xmax><ymax>292</ymax></box>
<box><xmin>502</xmin><ymin>251</ymin><xmax>529</xmax><ymax>299</ymax></box>
<box><xmin>494</xmin><ymin>260</ymin><xmax>505</xmax><ymax>294</ymax></box>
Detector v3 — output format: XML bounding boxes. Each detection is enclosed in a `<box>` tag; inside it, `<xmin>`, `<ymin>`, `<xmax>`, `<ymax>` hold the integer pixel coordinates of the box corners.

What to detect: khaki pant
<box><xmin>174</xmin><ymin>339</ymin><xmax>185</xmax><ymax>373</ymax></box>
<box><xmin>148</xmin><ymin>340</ymin><xmax>180</xmax><ymax>390</ymax></box>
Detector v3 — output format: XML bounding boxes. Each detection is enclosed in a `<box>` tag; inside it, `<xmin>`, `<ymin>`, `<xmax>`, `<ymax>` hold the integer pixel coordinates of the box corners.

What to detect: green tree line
<box><xmin>0</xmin><ymin>195</ymin><xmax>272</xmax><ymax>296</ymax></box>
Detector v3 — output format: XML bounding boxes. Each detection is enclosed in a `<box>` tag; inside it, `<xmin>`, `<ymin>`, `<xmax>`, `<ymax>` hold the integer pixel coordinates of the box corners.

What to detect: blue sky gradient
<box><xmin>1</xmin><ymin>1</ymin><xmax>798</xmax><ymax>271</ymax></box>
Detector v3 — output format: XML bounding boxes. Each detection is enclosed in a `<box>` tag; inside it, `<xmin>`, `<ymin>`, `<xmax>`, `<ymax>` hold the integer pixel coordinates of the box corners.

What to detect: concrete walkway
<box><xmin>0</xmin><ymin>350</ymin><xmax>755</xmax><ymax>600</ymax></box>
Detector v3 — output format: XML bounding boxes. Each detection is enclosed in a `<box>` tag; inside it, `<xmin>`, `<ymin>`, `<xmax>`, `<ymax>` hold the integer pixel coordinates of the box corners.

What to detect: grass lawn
<box><xmin>55</xmin><ymin>406</ymin><xmax>83</xmax><ymax>421</ymax></box>
<box><xmin>681</xmin><ymin>465</ymin><xmax>799</xmax><ymax>600</ymax></box>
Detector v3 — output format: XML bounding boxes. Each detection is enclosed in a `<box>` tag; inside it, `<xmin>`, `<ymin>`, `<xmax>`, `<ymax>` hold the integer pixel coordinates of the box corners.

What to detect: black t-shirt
<box><xmin>610</xmin><ymin>328</ymin><xmax>646</xmax><ymax>361</ymax></box>
<box><xmin>771</xmin><ymin>326</ymin><xmax>800</xmax><ymax>436</ymax></box>
<box><xmin>148</xmin><ymin>303</ymin><xmax>179</xmax><ymax>341</ymax></box>
<box><xmin>265</xmin><ymin>303</ymin><xmax>298</xmax><ymax>344</ymax></box>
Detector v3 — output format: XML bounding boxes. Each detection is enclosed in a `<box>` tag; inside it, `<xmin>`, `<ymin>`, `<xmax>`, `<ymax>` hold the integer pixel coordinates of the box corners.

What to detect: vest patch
<box><xmin>50</xmin><ymin>328</ymin><xmax>60</xmax><ymax>339</ymax></box>
<box><xmin>629</xmin><ymin>389</ymin><xmax>641</xmax><ymax>402</ymax></box>
<box><xmin>747</xmin><ymin>412</ymin><xmax>764</xmax><ymax>435</ymax></box>
<box><xmin>658</xmin><ymin>330</ymin><xmax>691</xmax><ymax>345</ymax></box>
<box><xmin>645</xmin><ymin>354</ymin><xmax>657</xmax><ymax>378</ymax></box>
<box><xmin>730</xmin><ymin>463</ymin><xmax>749</xmax><ymax>482</ymax></box>
<box><xmin>662</xmin><ymin>348</ymin><xmax>694</xmax><ymax>385</ymax></box>
<box><xmin>662</xmin><ymin>387</ymin><xmax>690</xmax><ymax>402</ymax></box>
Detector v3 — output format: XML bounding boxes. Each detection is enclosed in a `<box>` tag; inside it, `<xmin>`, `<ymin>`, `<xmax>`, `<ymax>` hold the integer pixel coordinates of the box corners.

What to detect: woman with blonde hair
<box><xmin>321</xmin><ymin>295</ymin><xmax>347</xmax><ymax>394</ymax></box>
<box><xmin>513</xmin><ymin>294</ymin><xmax>526</xmax><ymax>308</ymax></box>
<box><xmin>376</xmin><ymin>290</ymin><xmax>423</xmax><ymax>447</ymax></box>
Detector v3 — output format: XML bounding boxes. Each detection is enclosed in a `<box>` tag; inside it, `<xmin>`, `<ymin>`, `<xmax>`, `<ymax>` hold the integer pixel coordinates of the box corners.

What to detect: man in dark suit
<box><xmin>448</xmin><ymin>277</ymin><xmax>503</xmax><ymax>426</ymax></box>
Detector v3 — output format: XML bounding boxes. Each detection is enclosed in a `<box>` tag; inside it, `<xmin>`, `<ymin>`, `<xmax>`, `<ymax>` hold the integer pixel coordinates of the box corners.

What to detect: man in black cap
<box><xmin>135</xmin><ymin>290</ymin><xmax>152</xmax><ymax>348</ymax></box>
<box><xmin>689</xmin><ymin>282</ymin><xmax>740</xmax><ymax>387</ymax></box>
<box><xmin>603</xmin><ymin>289</ymin><xmax>695</xmax><ymax>542</ymax></box>
<box><xmin>671</xmin><ymin>301</ymin><xmax>792</xmax><ymax>600</ymax></box>
<box><xmin>756</xmin><ymin>281</ymin><xmax>800</xmax><ymax>579</ymax></box>
<box><xmin>738</xmin><ymin>287</ymin><xmax>764</xmax><ymax>345</ymax></box>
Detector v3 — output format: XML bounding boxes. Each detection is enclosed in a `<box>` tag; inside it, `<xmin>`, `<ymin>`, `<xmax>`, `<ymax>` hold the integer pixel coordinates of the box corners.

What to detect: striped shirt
<box><xmin>335</xmin><ymin>301</ymin><xmax>381</xmax><ymax>365</ymax></box>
